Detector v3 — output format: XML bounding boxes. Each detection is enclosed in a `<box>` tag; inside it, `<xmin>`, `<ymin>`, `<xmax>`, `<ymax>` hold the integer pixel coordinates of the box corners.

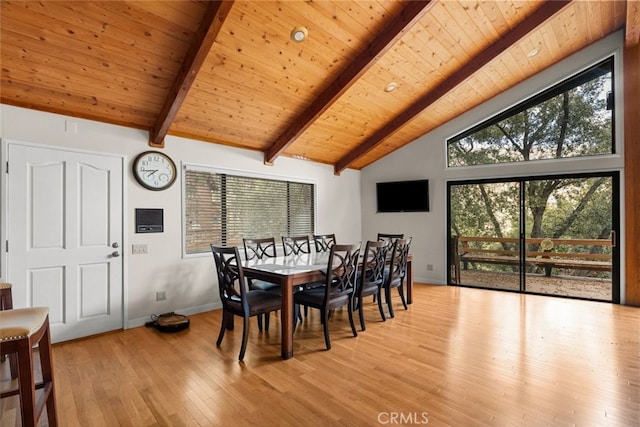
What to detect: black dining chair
<box><xmin>313</xmin><ymin>233</ymin><xmax>336</xmax><ymax>252</ymax></box>
<box><xmin>243</xmin><ymin>237</ymin><xmax>277</xmax><ymax>262</ymax></box>
<box><xmin>354</xmin><ymin>240</ymin><xmax>389</xmax><ymax>330</ymax></box>
<box><xmin>293</xmin><ymin>243</ymin><xmax>360</xmax><ymax>350</ymax></box>
<box><xmin>373</xmin><ymin>233</ymin><xmax>404</xmax><ymax>303</ymax></box>
<box><xmin>377</xmin><ymin>232</ymin><xmax>404</xmax><ymax>244</ymax></box>
<box><xmin>282</xmin><ymin>235</ymin><xmax>311</xmax><ymax>255</ymax></box>
<box><xmin>242</xmin><ymin>238</ymin><xmax>279</xmax><ymax>292</ymax></box>
<box><xmin>210</xmin><ymin>245</ymin><xmax>282</xmax><ymax>361</ymax></box>
<box><xmin>243</xmin><ymin>237</ymin><xmax>280</xmax><ymax>331</ymax></box>
<box><xmin>382</xmin><ymin>237</ymin><xmax>412</xmax><ymax>318</ymax></box>
<box><xmin>283</xmin><ymin>234</ymin><xmax>321</xmax><ymax>319</ymax></box>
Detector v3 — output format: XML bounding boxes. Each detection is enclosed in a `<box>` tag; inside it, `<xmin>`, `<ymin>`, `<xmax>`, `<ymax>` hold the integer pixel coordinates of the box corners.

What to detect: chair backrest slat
<box><xmin>324</xmin><ymin>243</ymin><xmax>360</xmax><ymax>300</ymax></box>
<box><xmin>211</xmin><ymin>245</ymin><xmax>249</xmax><ymax>313</ymax></box>
<box><xmin>386</xmin><ymin>238</ymin><xmax>412</xmax><ymax>286</ymax></box>
<box><xmin>243</xmin><ymin>237</ymin><xmax>277</xmax><ymax>260</ymax></box>
<box><xmin>313</xmin><ymin>234</ymin><xmax>336</xmax><ymax>252</ymax></box>
<box><xmin>377</xmin><ymin>233</ymin><xmax>404</xmax><ymax>245</ymax></box>
<box><xmin>282</xmin><ymin>235</ymin><xmax>311</xmax><ymax>255</ymax></box>
<box><xmin>358</xmin><ymin>240</ymin><xmax>388</xmax><ymax>293</ymax></box>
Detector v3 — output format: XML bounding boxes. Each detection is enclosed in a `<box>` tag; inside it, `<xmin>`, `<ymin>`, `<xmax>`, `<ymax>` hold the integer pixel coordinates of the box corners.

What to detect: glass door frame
<box><xmin>447</xmin><ymin>171</ymin><xmax>620</xmax><ymax>303</ymax></box>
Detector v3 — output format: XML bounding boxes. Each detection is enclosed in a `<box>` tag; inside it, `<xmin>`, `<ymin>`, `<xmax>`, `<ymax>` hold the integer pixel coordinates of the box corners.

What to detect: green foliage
<box><xmin>448</xmin><ymin>75</ymin><xmax>612</xmax><ymax>167</ymax></box>
<box><xmin>449</xmin><ymin>66</ymin><xmax>614</xmax><ymax>279</ymax></box>
<box><xmin>451</xmin><ymin>182</ymin><xmax>520</xmax><ymax>240</ymax></box>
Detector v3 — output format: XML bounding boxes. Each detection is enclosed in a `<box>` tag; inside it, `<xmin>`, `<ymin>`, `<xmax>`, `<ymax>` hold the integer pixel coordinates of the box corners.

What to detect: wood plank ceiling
<box><xmin>0</xmin><ymin>1</ymin><xmax>632</xmax><ymax>174</ymax></box>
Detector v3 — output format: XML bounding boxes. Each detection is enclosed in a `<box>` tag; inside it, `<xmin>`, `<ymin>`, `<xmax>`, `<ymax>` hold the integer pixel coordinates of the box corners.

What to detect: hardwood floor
<box><xmin>1</xmin><ymin>284</ymin><xmax>639</xmax><ymax>426</ymax></box>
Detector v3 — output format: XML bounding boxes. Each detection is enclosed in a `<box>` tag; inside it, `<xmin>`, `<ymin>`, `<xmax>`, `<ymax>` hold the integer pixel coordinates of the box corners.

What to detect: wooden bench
<box><xmin>453</xmin><ymin>236</ymin><xmax>612</xmax><ymax>277</ymax></box>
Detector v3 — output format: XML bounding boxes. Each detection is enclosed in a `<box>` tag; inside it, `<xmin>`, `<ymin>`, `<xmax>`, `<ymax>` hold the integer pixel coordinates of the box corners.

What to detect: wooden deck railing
<box><xmin>450</xmin><ymin>236</ymin><xmax>613</xmax><ymax>282</ymax></box>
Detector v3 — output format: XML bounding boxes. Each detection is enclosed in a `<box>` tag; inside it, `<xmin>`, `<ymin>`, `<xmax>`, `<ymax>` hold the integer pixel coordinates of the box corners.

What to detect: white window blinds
<box><xmin>185</xmin><ymin>169</ymin><xmax>315</xmax><ymax>254</ymax></box>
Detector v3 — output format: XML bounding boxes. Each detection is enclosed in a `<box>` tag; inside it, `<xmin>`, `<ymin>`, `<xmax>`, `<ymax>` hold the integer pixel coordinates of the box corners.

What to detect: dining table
<box><xmin>241</xmin><ymin>252</ymin><xmax>413</xmax><ymax>359</ymax></box>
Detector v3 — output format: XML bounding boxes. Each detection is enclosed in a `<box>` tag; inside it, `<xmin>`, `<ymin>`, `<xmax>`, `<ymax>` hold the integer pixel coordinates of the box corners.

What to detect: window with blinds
<box><xmin>184</xmin><ymin>168</ymin><xmax>315</xmax><ymax>254</ymax></box>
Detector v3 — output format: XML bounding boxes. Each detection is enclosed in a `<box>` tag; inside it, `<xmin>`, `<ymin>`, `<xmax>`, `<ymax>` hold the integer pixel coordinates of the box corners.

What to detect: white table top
<box><xmin>241</xmin><ymin>252</ymin><xmax>330</xmax><ymax>275</ymax></box>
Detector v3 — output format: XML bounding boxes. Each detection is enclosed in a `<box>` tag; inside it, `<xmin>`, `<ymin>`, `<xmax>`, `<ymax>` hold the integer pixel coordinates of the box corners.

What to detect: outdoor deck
<box><xmin>458</xmin><ymin>270</ymin><xmax>612</xmax><ymax>301</ymax></box>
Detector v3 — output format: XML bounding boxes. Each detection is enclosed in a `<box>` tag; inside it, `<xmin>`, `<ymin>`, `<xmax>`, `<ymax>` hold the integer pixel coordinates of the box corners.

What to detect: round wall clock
<box><xmin>132</xmin><ymin>151</ymin><xmax>177</xmax><ymax>191</ymax></box>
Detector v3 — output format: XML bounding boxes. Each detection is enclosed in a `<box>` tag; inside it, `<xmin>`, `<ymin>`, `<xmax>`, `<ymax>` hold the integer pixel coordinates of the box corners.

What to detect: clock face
<box><xmin>133</xmin><ymin>151</ymin><xmax>177</xmax><ymax>191</ymax></box>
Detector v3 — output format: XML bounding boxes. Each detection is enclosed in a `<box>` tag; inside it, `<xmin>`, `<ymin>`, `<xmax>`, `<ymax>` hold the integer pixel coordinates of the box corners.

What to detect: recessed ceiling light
<box><xmin>290</xmin><ymin>26</ymin><xmax>308</xmax><ymax>42</ymax></box>
<box><xmin>527</xmin><ymin>48</ymin><xmax>539</xmax><ymax>58</ymax></box>
<box><xmin>385</xmin><ymin>82</ymin><xmax>398</xmax><ymax>92</ymax></box>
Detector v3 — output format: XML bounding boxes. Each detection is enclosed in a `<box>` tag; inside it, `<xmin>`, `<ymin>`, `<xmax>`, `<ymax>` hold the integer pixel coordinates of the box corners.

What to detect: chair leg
<box><xmin>357</xmin><ymin>297</ymin><xmax>366</xmax><ymax>331</ymax></box>
<box><xmin>293</xmin><ymin>305</ymin><xmax>301</xmax><ymax>331</ymax></box>
<box><xmin>38</xmin><ymin>324</ymin><xmax>57</xmax><ymax>427</ymax></box>
<box><xmin>321</xmin><ymin>309</ymin><xmax>331</xmax><ymax>350</ymax></box>
<box><xmin>13</xmin><ymin>341</ymin><xmax>35</xmax><ymax>427</ymax></box>
<box><xmin>7</xmin><ymin>352</ymin><xmax>18</xmax><ymax>379</ymax></box>
<box><xmin>239</xmin><ymin>316</ymin><xmax>250</xmax><ymax>361</ymax></box>
<box><xmin>376</xmin><ymin>289</ymin><xmax>386</xmax><ymax>322</ymax></box>
<box><xmin>294</xmin><ymin>304</ymin><xmax>303</xmax><ymax>328</ymax></box>
<box><xmin>347</xmin><ymin>302</ymin><xmax>358</xmax><ymax>338</ymax></box>
<box><xmin>265</xmin><ymin>312</ymin><xmax>270</xmax><ymax>331</ymax></box>
<box><xmin>397</xmin><ymin>283</ymin><xmax>408</xmax><ymax>310</ymax></box>
<box><xmin>216</xmin><ymin>310</ymin><xmax>228</xmax><ymax>347</ymax></box>
<box><xmin>257</xmin><ymin>314</ymin><xmax>263</xmax><ymax>331</ymax></box>
<box><xmin>386</xmin><ymin>286</ymin><xmax>395</xmax><ymax>318</ymax></box>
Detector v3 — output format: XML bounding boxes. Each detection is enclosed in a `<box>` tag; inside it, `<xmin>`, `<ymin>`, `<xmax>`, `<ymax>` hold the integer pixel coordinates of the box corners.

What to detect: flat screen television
<box><xmin>376</xmin><ymin>179</ymin><xmax>429</xmax><ymax>212</ymax></box>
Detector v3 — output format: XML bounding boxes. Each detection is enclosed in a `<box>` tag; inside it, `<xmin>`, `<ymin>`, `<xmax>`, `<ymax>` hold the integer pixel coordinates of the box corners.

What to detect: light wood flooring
<box><xmin>1</xmin><ymin>284</ymin><xmax>639</xmax><ymax>426</ymax></box>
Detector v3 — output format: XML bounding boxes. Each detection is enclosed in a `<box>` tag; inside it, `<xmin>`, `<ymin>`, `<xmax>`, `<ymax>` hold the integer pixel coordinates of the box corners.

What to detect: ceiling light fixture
<box><xmin>290</xmin><ymin>26</ymin><xmax>308</xmax><ymax>42</ymax></box>
<box><xmin>385</xmin><ymin>82</ymin><xmax>398</xmax><ymax>93</ymax></box>
<box><xmin>527</xmin><ymin>48</ymin><xmax>540</xmax><ymax>58</ymax></box>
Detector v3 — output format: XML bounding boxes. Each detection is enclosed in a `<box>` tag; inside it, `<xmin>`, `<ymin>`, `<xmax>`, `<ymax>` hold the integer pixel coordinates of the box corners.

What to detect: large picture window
<box><xmin>184</xmin><ymin>167</ymin><xmax>315</xmax><ymax>254</ymax></box>
<box><xmin>447</xmin><ymin>57</ymin><xmax>614</xmax><ymax>167</ymax></box>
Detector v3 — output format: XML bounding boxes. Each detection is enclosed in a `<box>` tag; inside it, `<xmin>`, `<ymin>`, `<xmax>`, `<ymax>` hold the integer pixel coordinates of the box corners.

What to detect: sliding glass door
<box><xmin>448</xmin><ymin>172</ymin><xmax>619</xmax><ymax>302</ymax></box>
<box><xmin>449</xmin><ymin>181</ymin><xmax>521</xmax><ymax>292</ymax></box>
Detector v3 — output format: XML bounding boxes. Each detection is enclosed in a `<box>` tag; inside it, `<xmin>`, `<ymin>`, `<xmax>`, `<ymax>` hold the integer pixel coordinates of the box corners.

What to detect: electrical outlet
<box><xmin>132</xmin><ymin>244</ymin><xmax>148</xmax><ymax>254</ymax></box>
<box><xmin>427</xmin><ymin>264</ymin><xmax>433</xmax><ymax>271</ymax></box>
<box><xmin>156</xmin><ymin>291</ymin><xmax>166</xmax><ymax>301</ymax></box>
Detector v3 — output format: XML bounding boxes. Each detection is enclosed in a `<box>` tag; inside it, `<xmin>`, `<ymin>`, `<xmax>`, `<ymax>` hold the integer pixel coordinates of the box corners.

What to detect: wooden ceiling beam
<box><xmin>149</xmin><ymin>1</ymin><xmax>234</xmax><ymax>148</ymax></box>
<box><xmin>263</xmin><ymin>0</ymin><xmax>434</xmax><ymax>165</ymax></box>
<box><xmin>626</xmin><ymin>0</ymin><xmax>640</xmax><ymax>47</ymax></box>
<box><xmin>334</xmin><ymin>0</ymin><xmax>571</xmax><ymax>175</ymax></box>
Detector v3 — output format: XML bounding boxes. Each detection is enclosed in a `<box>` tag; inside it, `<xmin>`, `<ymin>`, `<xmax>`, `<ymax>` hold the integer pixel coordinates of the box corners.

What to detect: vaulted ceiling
<box><xmin>1</xmin><ymin>1</ymin><xmax>637</xmax><ymax>174</ymax></box>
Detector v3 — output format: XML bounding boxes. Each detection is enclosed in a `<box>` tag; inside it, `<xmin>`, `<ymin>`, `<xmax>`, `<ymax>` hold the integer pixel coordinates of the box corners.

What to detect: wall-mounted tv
<box><xmin>376</xmin><ymin>179</ymin><xmax>429</xmax><ymax>212</ymax></box>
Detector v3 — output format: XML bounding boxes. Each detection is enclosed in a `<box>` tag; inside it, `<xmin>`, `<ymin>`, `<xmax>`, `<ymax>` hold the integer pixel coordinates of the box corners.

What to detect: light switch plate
<box><xmin>132</xmin><ymin>244</ymin><xmax>148</xmax><ymax>254</ymax></box>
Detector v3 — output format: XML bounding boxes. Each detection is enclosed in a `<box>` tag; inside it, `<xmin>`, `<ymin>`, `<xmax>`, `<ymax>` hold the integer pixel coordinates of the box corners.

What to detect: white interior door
<box><xmin>6</xmin><ymin>142</ymin><xmax>124</xmax><ymax>342</ymax></box>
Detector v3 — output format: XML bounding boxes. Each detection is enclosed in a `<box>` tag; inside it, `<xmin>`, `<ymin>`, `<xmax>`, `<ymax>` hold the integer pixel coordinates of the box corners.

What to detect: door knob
<box><xmin>112</xmin><ymin>242</ymin><xmax>119</xmax><ymax>248</ymax></box>
<box><xmin>111</xmin><ymin>251</ymin><xmax>120</xmax><ymax>257</ymax></box>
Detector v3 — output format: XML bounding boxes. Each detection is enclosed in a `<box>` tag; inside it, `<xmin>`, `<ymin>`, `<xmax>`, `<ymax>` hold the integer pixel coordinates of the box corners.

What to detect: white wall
<box><xmin>0</xmin><ymin>106</ymin><xmax>362</xmax><ymax>327</ymax></box>
<box><xmin>361</xmin><ymin>31</ymin><xmax>625</xmax><ymax>289</ymax></box>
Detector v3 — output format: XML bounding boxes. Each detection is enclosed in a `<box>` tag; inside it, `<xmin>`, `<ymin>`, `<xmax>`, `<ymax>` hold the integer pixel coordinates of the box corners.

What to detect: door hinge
<box><xmin>5</xmin><ymin>241</ymin><xmax>7</xmax><ymax>252</ymax></box>
<box><xmin>5</xmin><ymin>161</ymin><xmax>8</xmax><ymax>174</ymax></box>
